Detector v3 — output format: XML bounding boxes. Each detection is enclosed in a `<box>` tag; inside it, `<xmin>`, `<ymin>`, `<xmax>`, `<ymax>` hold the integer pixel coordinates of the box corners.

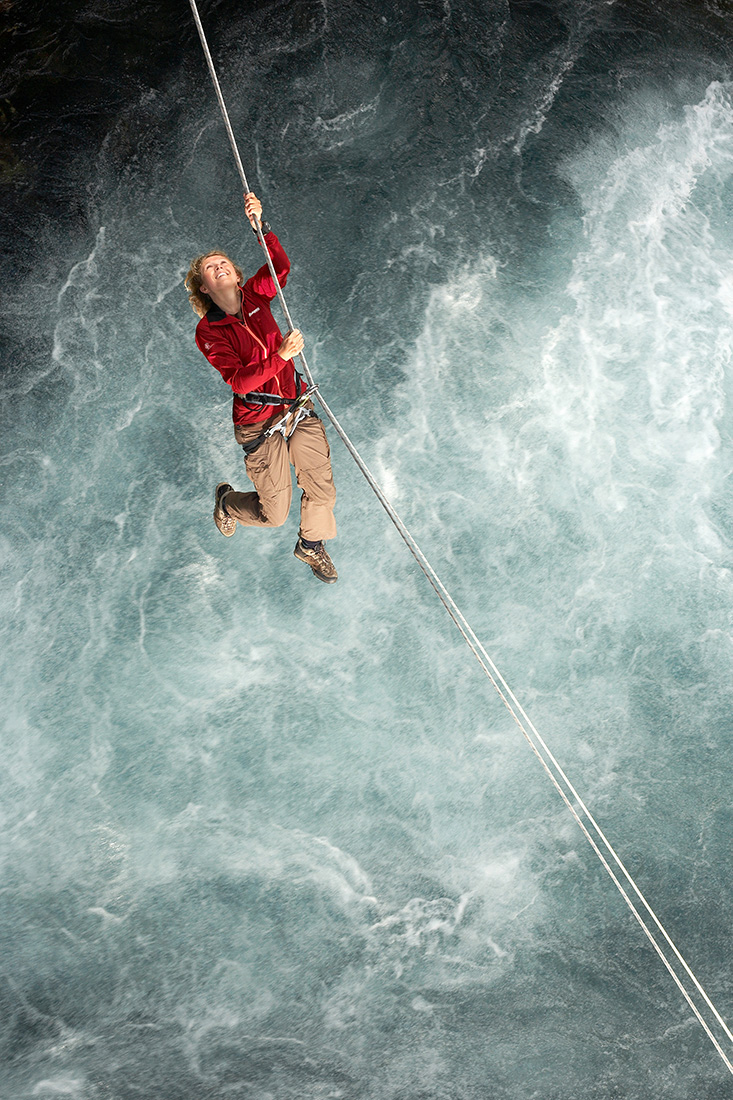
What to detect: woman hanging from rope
<box><xmin>185</xmin><ymin>192</ymin><xmax>338</xmax><ymax>583</ymax></box>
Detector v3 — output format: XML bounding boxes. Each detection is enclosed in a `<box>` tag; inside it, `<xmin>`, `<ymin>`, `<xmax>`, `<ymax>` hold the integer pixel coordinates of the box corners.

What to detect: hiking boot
<box><xmin>214</xmin><ymin>482</ymin><xmax>237</xmax><ymax>537</ymax></box>
<box><xmin>294</xmin><ymin>538</ymin><xmax>338</xmax><ymax>583</ymax></box>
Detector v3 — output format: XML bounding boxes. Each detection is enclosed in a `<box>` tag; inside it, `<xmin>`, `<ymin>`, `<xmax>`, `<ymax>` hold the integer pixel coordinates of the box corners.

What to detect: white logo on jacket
<box><xmin>248</xmin><ymin>308</ymin><xmax>260</xmax><ymax>317</ymax></box>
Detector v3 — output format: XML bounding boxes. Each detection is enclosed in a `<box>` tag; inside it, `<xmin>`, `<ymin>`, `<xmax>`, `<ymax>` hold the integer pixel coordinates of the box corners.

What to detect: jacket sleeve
<box><xmin>245</xmin><ymin>232</ymin><xmax>290</xmax><ymax>299</ymax></box>
<box><xmin>195</xmin><ymin>325</ymin><xmax>288</xmax><ymax>394</ymax></box>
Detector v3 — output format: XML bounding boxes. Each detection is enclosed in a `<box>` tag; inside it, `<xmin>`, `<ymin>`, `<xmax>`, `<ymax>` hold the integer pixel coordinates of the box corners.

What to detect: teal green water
<box><xmin>2</xmin><ymin>1</ymin><xmax>733</xmax><ymax>1096</ymax></box>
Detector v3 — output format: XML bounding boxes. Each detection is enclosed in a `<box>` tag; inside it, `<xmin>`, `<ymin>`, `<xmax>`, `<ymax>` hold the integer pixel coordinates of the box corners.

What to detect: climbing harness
<box><xmin>234</xmin><ymin>367</ymin><xmax>307</xmax><ymax>412</ymax></box>
<box><xmin>188</xmin><ymin>0</ymin><xmax>733</xmax><ymax>1076</ymax></box>
<box><xmin>238</xmin><ymin>384</ymin><xmax>319</xmax><ymax>456</ymax></box>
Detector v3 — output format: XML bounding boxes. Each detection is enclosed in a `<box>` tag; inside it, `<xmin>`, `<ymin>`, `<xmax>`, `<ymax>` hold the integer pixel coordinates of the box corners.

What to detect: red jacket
<box><xmin>195</xmin><ymin>232</ymin><xmax>304</xmax><ymax>426</ymax></box>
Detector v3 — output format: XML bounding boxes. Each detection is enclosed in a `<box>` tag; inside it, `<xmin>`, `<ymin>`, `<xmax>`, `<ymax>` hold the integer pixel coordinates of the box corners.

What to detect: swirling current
<box><xmin>2</xmin><ymin>1</ymin><xmax>733</xmax><ymax>1097</ymax></box>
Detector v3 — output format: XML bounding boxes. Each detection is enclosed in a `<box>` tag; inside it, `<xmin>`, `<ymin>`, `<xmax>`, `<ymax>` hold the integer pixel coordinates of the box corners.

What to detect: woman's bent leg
<box><xmin>225</xmin><ymin>425</ymin><xmax>292</xmax><ymax>528</ymax></box>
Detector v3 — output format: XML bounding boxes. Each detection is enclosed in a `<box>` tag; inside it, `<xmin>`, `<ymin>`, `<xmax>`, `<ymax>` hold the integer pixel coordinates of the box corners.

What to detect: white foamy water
<box><xmin>2</xmin><ymin>2</ymin><xmax>733</xmax><ymax>1096</ymax></box>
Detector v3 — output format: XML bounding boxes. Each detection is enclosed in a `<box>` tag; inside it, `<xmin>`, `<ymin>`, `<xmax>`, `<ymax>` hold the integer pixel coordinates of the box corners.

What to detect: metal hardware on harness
<box><xmin>240</xmin><ymin>385</ymin><xmax>319</xmax><ymax>457</ymax></box>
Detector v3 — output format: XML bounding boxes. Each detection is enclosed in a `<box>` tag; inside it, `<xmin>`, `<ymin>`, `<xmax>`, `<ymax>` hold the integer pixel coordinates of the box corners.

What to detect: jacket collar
<box><xmin>204</xmin><ymin>285</ymin><xmax>244</xmax><ymax>325</ymax></box>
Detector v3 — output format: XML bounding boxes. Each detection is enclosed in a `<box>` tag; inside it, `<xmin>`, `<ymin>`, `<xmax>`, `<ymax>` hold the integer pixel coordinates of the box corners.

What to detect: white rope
<box><xmin>188</xmin><ymin>0</ymin><xmax>733</xmax><ymax>1075</ymax></box>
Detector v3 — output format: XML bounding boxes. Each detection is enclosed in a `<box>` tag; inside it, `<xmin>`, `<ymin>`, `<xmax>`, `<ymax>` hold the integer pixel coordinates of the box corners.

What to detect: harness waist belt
<box><xmin>234</xmin><ymin>389</ymin><xmax>292</xmax><ymax>406</ymax></box>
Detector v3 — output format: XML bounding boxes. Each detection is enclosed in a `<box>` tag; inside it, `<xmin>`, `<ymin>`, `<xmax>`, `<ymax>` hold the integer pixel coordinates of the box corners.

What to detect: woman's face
<box><xmin>198</xmin><ymin>254</ymin><xmax>238</xmax><ymax>297</ymax></box>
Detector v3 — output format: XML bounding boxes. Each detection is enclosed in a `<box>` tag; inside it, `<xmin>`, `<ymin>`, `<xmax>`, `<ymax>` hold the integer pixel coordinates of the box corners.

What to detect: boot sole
<box><xmin>214</xmin><ymin>483</ymin><xmax>237</xmax><ymax>537</ymax></box>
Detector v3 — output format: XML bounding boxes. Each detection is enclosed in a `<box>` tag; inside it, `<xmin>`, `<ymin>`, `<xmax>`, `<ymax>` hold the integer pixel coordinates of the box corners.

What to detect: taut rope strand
<box><xmin>188</xmin><ymin>0</ymin><xmax>733</xmax><ymax>1074</ymax></box>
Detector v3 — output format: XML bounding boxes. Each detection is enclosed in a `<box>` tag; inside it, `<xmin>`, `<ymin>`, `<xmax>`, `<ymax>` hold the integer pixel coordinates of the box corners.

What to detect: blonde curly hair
<box><xmin>185</xmin><ymin>250</ymin><xmax>244</xmax><ymax>318</ymax></box>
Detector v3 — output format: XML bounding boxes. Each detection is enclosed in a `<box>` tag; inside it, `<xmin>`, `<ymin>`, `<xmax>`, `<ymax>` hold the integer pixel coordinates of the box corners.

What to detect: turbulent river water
<box><xmin>3</xmin><ymin>0</ymin><xmax>733</xmax><ymax>1096</ymax></box>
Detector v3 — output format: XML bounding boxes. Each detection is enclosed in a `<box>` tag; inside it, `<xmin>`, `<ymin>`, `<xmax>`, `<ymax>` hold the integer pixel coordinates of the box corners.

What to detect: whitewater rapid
<box><xmin>3</xmin><ymin>2</ymin><xmax>733</xmax><ymax>1096</ymax></box>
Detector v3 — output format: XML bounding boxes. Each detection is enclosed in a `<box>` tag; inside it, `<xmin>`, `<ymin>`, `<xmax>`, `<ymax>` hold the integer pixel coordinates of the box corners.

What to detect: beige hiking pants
<box><xmin>226</xmin><ymin>408</ymin><xmax>337</xmax><ymax>542</ymax></box>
